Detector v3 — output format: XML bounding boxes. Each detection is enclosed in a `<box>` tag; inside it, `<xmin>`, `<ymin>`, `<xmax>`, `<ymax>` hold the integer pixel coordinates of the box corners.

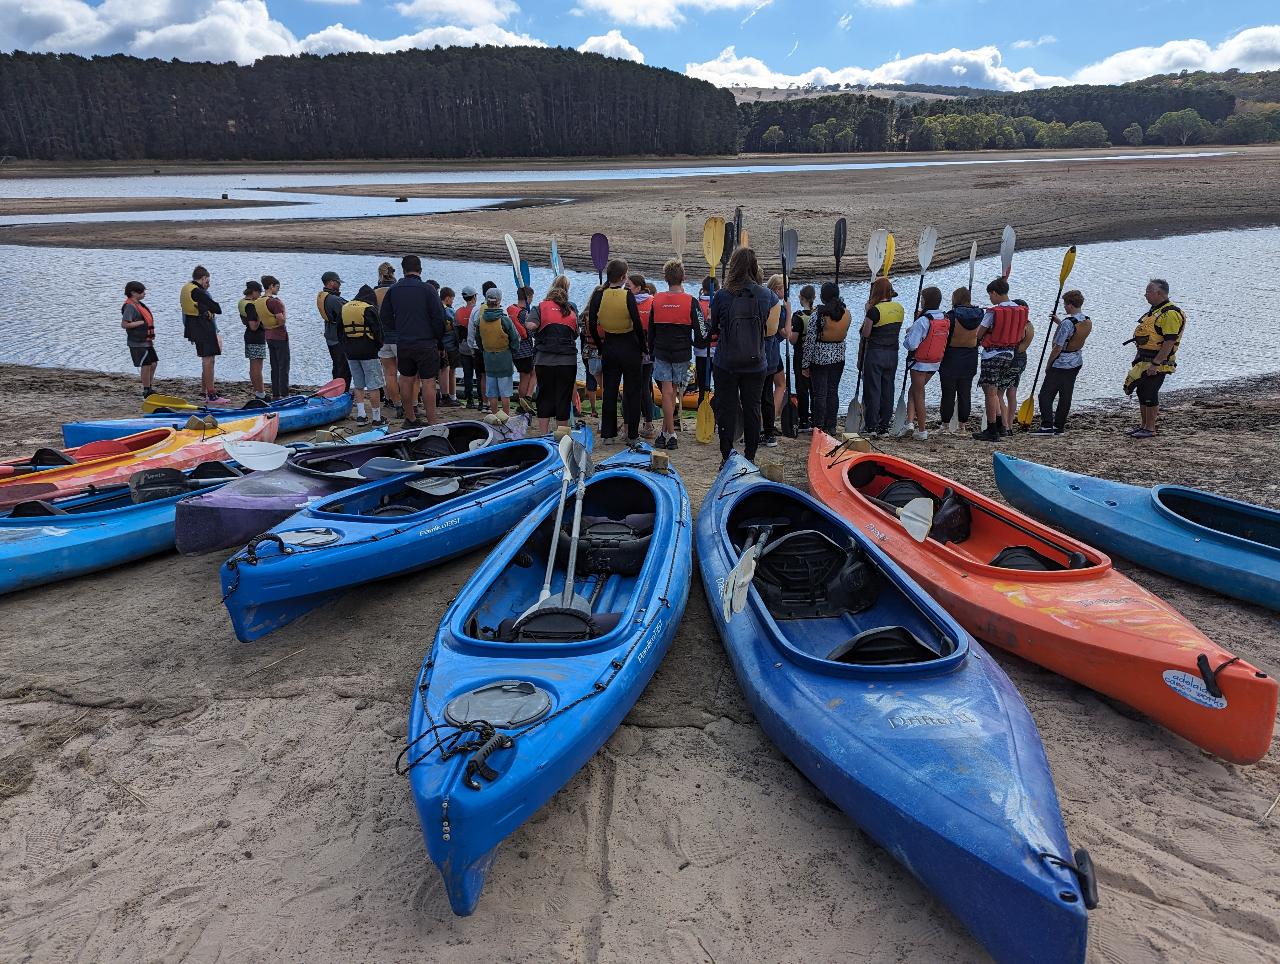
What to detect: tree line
<box><xmin>1</xmin><ymin>48</ymin><xmax>1276</xmax><ymax>162</ymax></box>
<box><xmin>0</xmin><ymin>48</ymin><xmax>738</xmax><ymax>161</ymax></box>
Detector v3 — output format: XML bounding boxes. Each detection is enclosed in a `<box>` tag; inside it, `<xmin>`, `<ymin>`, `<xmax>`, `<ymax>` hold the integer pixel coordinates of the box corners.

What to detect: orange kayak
<box><xmin>807</xmin><ymin>431</ymin><xmax>1277</xmax><ymax>764</ymax></box>
<box><xmin>0</xmin><ymin>415</ymin><xmax>278</xmax><ymax>509</ymax></box>
<box><xmin>651</xmin><ymin>384</ymin><xmax>713</xmax><ymax>411</ymax></box>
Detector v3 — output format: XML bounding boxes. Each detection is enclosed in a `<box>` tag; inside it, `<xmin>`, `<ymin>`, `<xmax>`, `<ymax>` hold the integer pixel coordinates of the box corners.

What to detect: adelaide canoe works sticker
<box><xmin>1162</xmin><ymin>670</ymin><xmax>1228</xmax><ymax>710</ymax></box>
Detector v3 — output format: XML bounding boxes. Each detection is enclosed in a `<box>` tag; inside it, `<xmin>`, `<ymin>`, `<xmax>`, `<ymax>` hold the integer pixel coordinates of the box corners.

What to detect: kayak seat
<box><xmin>879</xmin><ymin>479</ymin><xmax>932</xmax><ymax>508</ymax></box>
<box><xmin>828</xmin><ymin>626</ymin><xmax>947</xmax><ymax>665</ymax></box>
<box><xmin>302</xmin><ymin>457</ymin><xmax>357</xmax><ymax>475</ymax></box>
<box><xmin>493</xmin><ymin>608</ymin><xmax>625</xmax><ymax>643</ymax></box>
<box><xmin>989</xmin><ymin>545</ymin><xmax>1066</xmax><ymax>572</ymax></box>
<box><xmin>30</xmin><ymin>447</ymin><xmax>77</xmax><ymax>468</ymax></box>
<box><xmin>402</xmin><ymin>436</ymin><xmax>458</xmax><ymax>459</ymax></box>
<box><xmin>555</xmin><ymin>515</ymin><xmax>655</xmax><ymax>576</ymax></box>
<box><xmin>240</xmin><ymin>398</ymin><xmax>271</xmax><ymax>410</ymax></box>
<box><xmin>753</xmin><ymin>529</ymin><xmax>879</xmax><ymax>619</ymax></box>
<box><xmin>9</xmin><ymin>499</ymin><xmax>69</xmax><ymax>517</ymax></box>
<box><xmin>369</xmin><ymin>503</ymin><xmax>420</xmax><ymax>517</ymax></box>
<box><xmin>877</xmin><ymin>479</ymin><xmax>971</xmax><ymax>544</ymax></box>
<box><xmin>189</xmin><ymin>460</ymin><xmax>243</xmax><ymax>481</ymax></box>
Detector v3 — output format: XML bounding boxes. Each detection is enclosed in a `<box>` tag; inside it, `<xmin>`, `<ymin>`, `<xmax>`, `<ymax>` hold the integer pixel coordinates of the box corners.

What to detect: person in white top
<box><xmin>901</xmin><ymin>286</ymin><xmax>948</xmax><ymax>439</ymax></box>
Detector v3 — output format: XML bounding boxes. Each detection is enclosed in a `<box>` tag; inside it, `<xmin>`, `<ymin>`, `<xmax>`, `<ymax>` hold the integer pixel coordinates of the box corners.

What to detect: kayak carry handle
<box><xmin>1196</xmin><ymin>654</ymin><xmax>1240</xmax><ymax>700</ymax></box>
<box><xmin>1040</xmin><ymin>850</ymin><xmax>1100</xmax><ymax>910</ymax></box>
<box><xmin>465</xmin><ymin>731</ymin><xmax>515</xmax><ymax>790</ymax></box>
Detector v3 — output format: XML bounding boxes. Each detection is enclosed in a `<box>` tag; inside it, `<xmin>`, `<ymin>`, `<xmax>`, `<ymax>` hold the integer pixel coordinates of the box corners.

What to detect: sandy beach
<box><xmin>3</xmin><ymin>146</ymin><xmax>1280</xmax><ymax>280</ymax></box>
<box><xmin>0</xmin><ymin>360</ymin><xmax>1276</xmax><ymax>962</ymax></box>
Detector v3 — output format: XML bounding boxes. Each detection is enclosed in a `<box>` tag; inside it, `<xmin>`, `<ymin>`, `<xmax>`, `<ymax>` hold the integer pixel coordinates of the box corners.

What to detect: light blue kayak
<box><xmin>61</xmin><ymin>391</ymin><xmax>352</xmax><ymax>447</ymax></box>
<box><xmin>0</xmin><ymin>461</ymin><xmax>243</xmax><ymax>595</ymax></box>
<box><xmin>994</xmin><ymin>453</ymin><xmax>1280</xmax><ymax>611</ymax></box>
<box><xmin>220</xmin><ymin>431</ymin><xmax>588</xmax><ymax>642</ymax></box>
<box><xmin>698</xmin><ymin>453</ymin><xmax>1092</xmax><ymax>962</ymax></box>
<box><xmin>404</xmin><ymin>444</ymin><xmax>691</xmax><ymax>915</ymax></box>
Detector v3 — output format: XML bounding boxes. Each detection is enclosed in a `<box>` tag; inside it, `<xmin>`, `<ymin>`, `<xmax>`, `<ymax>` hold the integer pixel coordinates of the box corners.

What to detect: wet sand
<box><xmin>0</xmin><ymin>197</ymin><xmax>290</xmax><ymax>216</ymax></box>
<box><xmin>2</xmin><ymin>146</ymin><xmax>1279</xmax><ymax>280</ymax></box>
<box><xmin>0</xmin><ymin>361</ymin><xmax>1276</xmax><ymax>962</ymax></box>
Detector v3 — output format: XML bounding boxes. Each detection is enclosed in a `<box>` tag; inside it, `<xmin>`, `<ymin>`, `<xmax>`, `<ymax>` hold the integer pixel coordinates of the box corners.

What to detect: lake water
<box><xmin>0</xmin><ymin>150</ymin><xmax>1233</xmax><ymax>227</ymax></box>
<box><xmin>1</xmin><ymin>225</ymin><xmax>1275</xmax><ymax>410</ymax></box>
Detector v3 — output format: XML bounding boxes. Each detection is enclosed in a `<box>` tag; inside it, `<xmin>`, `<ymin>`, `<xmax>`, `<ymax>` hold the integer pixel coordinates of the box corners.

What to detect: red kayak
<box><xmin>807</xmin><ymin>431</ymin><xmax>1277</xmax><ymax>765</ymax></box>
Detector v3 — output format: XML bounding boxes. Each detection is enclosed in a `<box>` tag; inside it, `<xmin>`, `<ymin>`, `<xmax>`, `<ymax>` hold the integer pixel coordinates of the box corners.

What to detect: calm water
<box><xmin>0</xmin><ymin>151</ymin><xmax>1232</xmax><ymax>227</ymax></box>
<box><xmin>1</xmin><ymin>226</ymin><xmax>1275</xmax><ymax>408</ymax></box>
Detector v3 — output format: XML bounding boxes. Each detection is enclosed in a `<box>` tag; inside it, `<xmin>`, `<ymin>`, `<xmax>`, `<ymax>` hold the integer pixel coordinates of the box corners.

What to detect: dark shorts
<box><xmin>447</xmin><ymin>350</ymin><xmax>461</xmax><ymax>369</ymax></box>
<box><xmin>188</xmin><ymin>318</ymin><xmax>220</xmax><ymax>358</ymax></box>
<box><xmin>397</xmin><ymin>344</ymin><xmax>441</xmax><ymax>379</ymax></box>
<box><xmin>513</xmin><ymin>355</ymin><xmax>534</xmax><ymax>375</ymax></box>
<box><xmin>978</xmin><ymin>352</ymin><xmax>1018</xmax><ymax>391</ymax></box>
<box><xmin>129</xmin><ymin>345</ymin><xmax>158</xmax><ymax>367</ymax></box>
<box><xmin>1136</xmin><ymin>371</ymin><xmax>1166</xmax><ymax>408</ymax></box>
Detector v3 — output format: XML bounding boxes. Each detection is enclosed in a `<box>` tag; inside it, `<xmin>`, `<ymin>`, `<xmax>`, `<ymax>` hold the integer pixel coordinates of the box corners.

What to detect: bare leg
<box><xmin>398</xmin><ymin>375</ymin><xmax>418</xmax><ymax>420</ymax></box>
<box><xmin>201</xmin><ymin>356</ymin><xmax>216</xmax><ymax>397</ymax></box>
<box><xmin>661</xmin><ymin>382</ymin><xmax>676</xmax><ymax>436</ymax></box>
<box><xmin>381</xmin><ymin>357</ymin><xmax>401</xmax><ymax>407</ymax></box>
<box><xmin>420</xmin><ymin>378</ymin><xmax>438</xmax><ymax>424</ymax></box>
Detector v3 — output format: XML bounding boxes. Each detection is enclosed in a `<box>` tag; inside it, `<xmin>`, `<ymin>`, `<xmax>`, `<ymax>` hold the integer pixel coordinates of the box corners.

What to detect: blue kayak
<box><xmin>0</xmin><ymin>461</ymin><xmax>243</xmax><ymax>595</ymax></box>
<box><xmin>994</xmin><ymin>453</ymin><xmax>1280</xmax><ymax>612</ymax></box>
<box><xmin>61</xmin><ymin>391</ymin><xmax>352</xmax><ymax>447</ymax></box>
<box><xmin>698</xmin><ymin>453</ymin><xmax>1093</xmax><ymax>963</ymax></box>
<box><xmin>404</xmin><ymin>444</ymin><xmax>691</xmax><ymax>916</ymax></box>
<box><xmin>220</xmin><ymin>432</ymin><xmax>588</xmax><ymax>642</ymax></box>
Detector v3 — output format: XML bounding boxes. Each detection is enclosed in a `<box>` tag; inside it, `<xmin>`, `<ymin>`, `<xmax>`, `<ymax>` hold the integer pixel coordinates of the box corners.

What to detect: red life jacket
<box><xmin>649</xmin><ymin>291</ymin><xmax>694</xmax><ymax>326</ymax></box>
<box><xmin>506</xmin><ymin>304</ymin><xmax>529</xmax><ymax>338</ymax></box>
<box><xmin>537</xmin><ymin>299</ymin><xmax>577</xmax><ymax>331</ymax></box>
<box><xmin>986</xmin><ymin>303</ymin><xmax>1029</xmax><ymax>350</ymax></box>
<box><xmin>455</xmin><ymin>304</ymin><xmax>472</xmax><ymax>331</ymax></box>
<box><xmin>634</xmin><ymin>295</ymin><xmax>652</xmax><ymax>334</ymax></box>
<box><xmin>914</xmin><ymin>312</ymin><xmax>950</xmax><ymax>364</ymax></box>
<box><xmin>125</xmin><ymin>299</ymin><xmax>155</xmax><ymax>339</ymax></box>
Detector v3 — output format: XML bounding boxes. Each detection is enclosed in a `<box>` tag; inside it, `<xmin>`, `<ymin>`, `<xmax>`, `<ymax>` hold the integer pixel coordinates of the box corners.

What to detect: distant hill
<box><xmin>1134</xmin><ymin>68</ymin><xmax>1280</xmax><ymax>108</ymax></box>
<box><xmin>732</xmin><ymin>84</ymin><xmax>965</xmax><ymax>106</ymax></box>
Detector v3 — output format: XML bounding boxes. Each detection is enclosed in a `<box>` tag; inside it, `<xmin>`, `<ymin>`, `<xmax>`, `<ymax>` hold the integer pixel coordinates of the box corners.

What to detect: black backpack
<box><xmin>718</xmin><ymin>285</ymin><xmax>766</xmax><ymax>372</ymax></box>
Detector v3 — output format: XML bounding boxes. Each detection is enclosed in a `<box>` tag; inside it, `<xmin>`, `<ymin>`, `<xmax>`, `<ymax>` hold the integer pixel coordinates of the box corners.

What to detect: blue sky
<box><xmin>2</xmin><ymin>0</ymin><xmax>1278</xmax><ymax>90</ymax></box>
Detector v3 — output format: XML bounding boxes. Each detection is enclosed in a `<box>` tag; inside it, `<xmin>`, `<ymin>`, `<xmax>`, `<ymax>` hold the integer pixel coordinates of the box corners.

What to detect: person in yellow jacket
<box><xmin>859</xmin><ymin>277</ymin><xmax>904</xmax><ymax>436</ymax></box>
<box><xmin>1124</xmin><ymin>278</ymin><xmax>1185</xmax><ymax>439</ymax></box>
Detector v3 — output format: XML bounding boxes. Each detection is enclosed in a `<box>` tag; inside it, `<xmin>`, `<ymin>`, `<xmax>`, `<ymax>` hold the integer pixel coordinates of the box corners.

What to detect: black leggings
<box><xmin>535</xmin><ymin>364</ymin><xmax>576</xmax><ymax>421</ymax></box>
<box><xmin>1038</xmin><ymin>365</ymin><xmax>1081</xmax><ymax>430</ymax></box>
<box><xmin>1136</xmin><ymin>371</ymin><xmax>1165</xmax><ymax>408</ymax></box>
<box><xmin>328</xmin><ymin>344</ymin><xmax>350</xmax><ymax>391</ymax></box>
<box><xmin>268</xmin><ymin>339</ymin><xmax>291</xmax><ymax>400</ymax></box>
<box><xmin>602</xmin><ymin>336</ymin><xmax>644</xmax><ymax>440</ymax></box>
<box><xmin>460</xmin><ymin>352</ymin><xmax>482</xmax><ymax>402</ymax></box>
<box><xmin>714</xmin><ymin>366</ymin><xmax>766</xmax><ymax>462</ymax></box>
<box><xmin>939</xmin><ymin>373</ymin><xmax>974</xmax><ymax>425</ymax></box>
<box><xmin>808</xmin><ymin>361</ymin><xmax>844</xmax><ymax>434</ymax></box>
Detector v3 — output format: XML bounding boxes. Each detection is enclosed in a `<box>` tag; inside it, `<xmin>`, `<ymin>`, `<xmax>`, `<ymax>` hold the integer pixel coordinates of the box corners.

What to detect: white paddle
<box><xmin>849</xmin><ymin>229</ymin><xmax>891</xmax><ymax>435</ymax></box>
<box><xmin>867</xmin><ymin>495</ymin><xmax>934</xmax><ymax>542</ymax></box>
<box><xmin>672</xmin><ymin>212</ymin><xmax>687</xmax><ymax>261</ymax></box>
<box><xmin>222</xmin><ymin>439</ymin><xmax>290</xmax><ymax>471</ymax></box>
<box><xmin>504</xmin><ymin>233</ymin><xmax>523</xmax><ymax>292</ymax></box>
<box><xmin>1000</xmin><ymin>225</ymin><xmax>1017</xmax><ymax>280</ymax></box>
<box><xmin>967</xmin><ymin>239</ymin><xmax>978</xmax><ymax>295</ymax></box>
<box><xmin>888</xmin><ymin>225</ymin><xmax>938</xmax><ymax>438</ymax></box>
<box><xmin>558</xmin><ymin>440</ymin><xmax>595</xmax><ymax>613</ymax></box>
<box><xmin>521</xmin><ymin>435</ymin><xmax>577</xmax><ymax>617</ymax></box>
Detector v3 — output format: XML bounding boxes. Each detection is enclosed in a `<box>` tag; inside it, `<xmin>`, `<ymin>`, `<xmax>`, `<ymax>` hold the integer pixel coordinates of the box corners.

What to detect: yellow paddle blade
<box><xmin>695</xmin><ymin>395</ymin><xmax>715</xmax><ymax>443</ymax></box>
<box><xmin>883</xmin><ymin>233</ymin><xmax>896</xmax><ymax>277</ymax></box>
<box><xmin>142</xmin><ymin>392</ymin><xmax>196</xmax><ymax>412</ymax></box>
<box><xmin>740</xmin><ymin>228</ymin><xmax>750</xmax><ymax>249</ymax></box>
<box><xmin>703</xmin><ymin>217</ymin><xmax>725</xmax><ymax>273</ymax></box>
<box><xmin>1059</xmin><ymin>245</ymin><xmax>1077</xmax><ymax>287</ymax></box>
<box><xmin>1015</xmin><ymin>396</ymin><xmax>1035</xmax><ymax>427</ymax></box>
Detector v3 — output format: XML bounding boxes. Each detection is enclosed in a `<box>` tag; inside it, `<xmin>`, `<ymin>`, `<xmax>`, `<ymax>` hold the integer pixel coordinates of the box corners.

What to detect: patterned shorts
<box><xmin>978</xmin><ymin>352</ymin><xmax>1018</xmax><ymax>391</ymax></box>
<box><xmin>245</xmin><ymin>342</ymin><xmax>268</xmax><ymax>360</ymax></box>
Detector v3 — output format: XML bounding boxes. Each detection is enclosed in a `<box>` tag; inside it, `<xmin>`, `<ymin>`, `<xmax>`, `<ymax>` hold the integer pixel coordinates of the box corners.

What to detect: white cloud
<box><xmin>300</xmin><ymin>22</ymin><xmax>542</xmax><ymax>56</ymax></box>
<box><xmin>304</xmin><ymin>0</ymin><xmax>360</xmax><ymax>6</ymax></box>
<box><xmin>131</xmin><ymin>0</ymin><xmax>296</xmax><ymax>62</ymax></box>
<box><xmin>837</xmin><ymin>13</ymin><xmax>852</xmax><ymax>30</ymax></box>
<box><xmin>739</xmin><ymin>0</ymin><xmax>769</xmax><ymax>27</ymax></box>
<box><xmin>393</xmin><ymin>0</ymin><xmax>518</xmax><ymax>27</ymax></box>
<box><xmin>572</xmin><ymin>0</ymin><xmax>762</xmax><ymax>30</ymax></box>
<box><xmin>578</xmin><ymin>29</ymin><xmax>644</xmax><ymax>63</ymax></box>
<box><xmin>1012</xmin><ymin>35</ymin><xmax>1056</xmax><ymax>50</ymax></box>
<box><xmin>1075</xmin><ymin>25</ymin><xmax>1280</xmax><ymax>84</ymax></box>
<box><xmin>687</xmin><ymin>44</ymin><xmax>1065</xmax><ymax>91</ymax></box>
<box><xmin>688</xmin><ymin>25</ymin><xmax>1280</xmax><ymax>92</ymax></box>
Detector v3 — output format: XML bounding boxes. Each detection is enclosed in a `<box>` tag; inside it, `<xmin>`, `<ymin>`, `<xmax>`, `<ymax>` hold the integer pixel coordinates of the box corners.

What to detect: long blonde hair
<box><xmin>543</xmin><ymin>275</ymin><xmax>572</xmax><ymax>315</ymax></box>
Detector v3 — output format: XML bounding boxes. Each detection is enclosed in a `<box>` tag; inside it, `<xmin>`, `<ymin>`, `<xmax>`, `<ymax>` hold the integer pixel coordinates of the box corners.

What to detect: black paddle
<box><xmin>780</xmin><ymin>224</ymin><xmax>800</xmax><ymax>439</ymax></box>
<box><xmin>720</xmin><ymin>222</ymin><xmax>736</xmax><ymax>285</ymax></box>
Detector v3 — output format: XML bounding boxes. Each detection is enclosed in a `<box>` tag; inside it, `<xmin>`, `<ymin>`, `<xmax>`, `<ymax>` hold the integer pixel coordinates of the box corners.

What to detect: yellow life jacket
<box><xmin>180</xmin><ymin>281</ymin><xmax>200</xmax><ymax>317</ymax></box>
<box><xmin>341</xmin><ymin>299</ymin><xmax>375</xmax><ymax>341</ymax></box>
<box><xmin>871</xmin><ymin>301</ymin><xmax>904</xmax><ymax>328</ymax></box>
<box><xmin>253</xmin><ymin>296</ymin><xmax>280</xmax><ymax>329</ymax></box>
<box><xmin>237</xmin><ymin>297</ymin><xmax>253</xmax><ymax>325</ymax></box>
<box><xmin>316</xmin><ymin>290</ymin><xmax>328</xmax><ymax>321</ymax></box>
<box><xmin>1132</xmin><ymin>302</ymin><xmax>1184</xmax><ymax>372</ymax></box>
<box><xmin>478</xmin><ymin>308</ymin><xmax>512</xmax><ymax>353</ymax></box>
<box><xmin>1064</xmin><ymin>315</ymin><xmax>1091</xmax><ymax>352</ymax></box>
<box><xmin>597</xmin><ymin>286</ymin><xmax>634</xmax><ymax>335</ymax></box>
<box><xmin>817</xmin><ymin>308</ymin><xmax>851</xmax><ymax>343</ymax></box>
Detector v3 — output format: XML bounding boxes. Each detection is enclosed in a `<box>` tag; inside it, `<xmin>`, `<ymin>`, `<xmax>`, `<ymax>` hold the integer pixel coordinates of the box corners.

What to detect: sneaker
<box><xmin>601</xmin><ymin>435</ymin><xmax>618</xmax><ymax>445</ymax></box>
<box><xmin>441</xmin><ymin>397</ymin><xmax>461</xmax><ymax>408</ymax></box>
<box><xmin>666</xmin><ymin>434</ymin><xmax>679</xmax><ymax>451</ymax></box>
<box><xmin>1030</xmin><ymin>425</ymin><xmax>1057</xmax><ymax>437</ymax></box>
<box><xmin>394</xmin><ymin>405</ymin><xmax>405</xmax><ymax>419</ymax></box>
<box><xmin>1129</xmin><ymin>428</ymin><xmax>1156</xmax><ymax>439</ymax></box>
<box><xmin>971</xmin><ymin>426</ymin><xmax>1002</xmax><ymax>442</ymax></box>
<box><xmin>762</xmin><ymin>435</ymin><xmax>778</xmax><ymax>448</ymax></box>
<box><xmin>464</xmin><ymin>400</ymin><xmax>476</xmax><ymax>410</ymax></box>
<box><xmin>912</xmin><ymin>429</ymin><xmax>929</xmax><ymax>441</ymax></box>
<box><xmin>356</xmin><ymin>415</ymin><xmax>370</xmax><ymax>425</ymax></box>
<box><xmin>371</xmin><ymin>417</ymin><xmax>388</xmax><ymax>427</ymax></box>
<box><xmin>640</xmin><ymin>422</ymin><xmax>655</xmax><ymax>440</ymax></box>
<box><xmin>143</xmin><ymin>387</ymin><xmax>157</xmax><ymax>398</ymax></box>
<box><xmin>401</xmin><ymin>419</ymin><xmax>422</xmax><ymax>430</ymax></box>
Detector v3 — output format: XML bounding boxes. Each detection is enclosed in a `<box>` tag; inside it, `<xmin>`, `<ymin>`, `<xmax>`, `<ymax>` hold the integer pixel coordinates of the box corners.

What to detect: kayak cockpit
<box><xmin>1154</xmin><ymin>485</ymin><xmax>1280</xmax><ymax>551</ymax></box>
<box><xmin>726</xmin><ymin>488</ymin><xmax>962</xmax><ymax>674</ymax></box>
<box><xmin>462</xmin><ymin>474</ymin><xmax>657</xmax><ymax>647</ymax></box>
<box><xmin>314</xmin><ymin>443</ymin><xmax>548</xmax><ymax>520</ymax></box>
<box><xmin>288</xmin><ymin>424</ymin><xmax>491</xmax><ymax>481</ymax></box>
<box><xmin>845</xmin><ymin>458</ymin><xmax>1105</xmax><ymax>576</ymax></box>
<box><xmin>4</xmin><ymin>460</ymin><xmax>243</xmax><ymax>519</ymax></box>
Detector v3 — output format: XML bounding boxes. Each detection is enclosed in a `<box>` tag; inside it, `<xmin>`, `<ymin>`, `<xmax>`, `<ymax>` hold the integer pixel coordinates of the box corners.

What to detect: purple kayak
<box><xmin>174</xmin><ymin>421</ymin><xmax>506</xmax><ymax>555</ymax></box>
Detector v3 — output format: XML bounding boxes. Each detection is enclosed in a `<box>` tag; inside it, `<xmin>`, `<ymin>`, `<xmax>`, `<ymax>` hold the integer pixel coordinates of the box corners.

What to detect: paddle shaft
<box><xmin>539</xmin><ymin>469</ymin><xmax>573</xmax><ymax>600</ymax></box>
<box><xmin>1026</xmin><ymin>284</ymin><xmax>1067</xmax><ymax>399</ymax></box>
<box><xmin>559</xmin><ymin>453</ymin><xmax>590</xmax><ymax>606</ymax></box>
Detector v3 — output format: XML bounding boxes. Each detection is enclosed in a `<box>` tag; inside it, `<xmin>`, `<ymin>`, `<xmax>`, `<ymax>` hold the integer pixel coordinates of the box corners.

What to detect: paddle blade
<box><xmin>696</xmin><ymin>395</ymin><xmax>715</xmax><ymax>444</ymax></box>
<box><xmin>569</xmin><ymin>440</ymin><xmax>593</xmax><ymax>481</ymax></box>
<box><xmin>1059</xmin><ymin>245</ymin><xmax>1077</xmax><ymax>286</ymax></box>
<box><xmin>733</xmin><ymin>206</ymin><xmax>744</xmax><ymax>249</ymax></box>
<box><xmin>866</xmin><ymin>228</ymin><xmax>888</xmax><ymax>278</ymax></box>
<box><xmin>1000</xmin><ymin>225</ymin><xmax>1016</xmax><ymax>279</ymax></box>
<box><xmin>967</xmin><ymin>239</ymin><xmax>978</xmax><ymax>291</ymax></box>
<box><xmin>702</xmin><ymin>217</ymin><xmax>725</xmax><ymax>272</ymax></box>
<box><xmin>520</xmin><ymin>259</ymin><xmax>531</xmax><ymax>289</ymax></box>
<box><xmin>721</xmin><ymin>223</ymin><xmax>736</xmax><ymax>265</ymax></box>
<box><xmin>834</xmin><ymin>218</ymin><xmax>848</xmax><ymax>264</ymax></box>
<box><xmin>222</xmin><ymin>439</ymin><xmax>289</xmax><ymax>471</ymax></box>
<box><xmin>407</xmin><ymin>476</ymin><xmax>461</xmax><ymax>497</ymax></box>
<box><xmin>558</xmin><ymin>432</ymin><xmax>574</xmax><ymax>466</ymax></box>
<box><xmin>883</xmin><ymin>233</ymin><xmax>896</xmax><ymax>277</ymax></box>
<box><xmin>590</xmin><ymin>233</ymin><xmax>610</xmax><ymax>274</ymax></box>
<box><xmin>358</xmin><ymin>456</ymin><xmax>420</xmax><ymax>478</ymax></box>
<box><xmin>504</xmin><ymin>233</ymin><xmax>522</xmax><ymax>281</ymax></box>
<box><xmin>899</xmin><ymin>497</ymin><xmax>934</xmax><ymax>543</ymax></box>
<box><xmin>310</xmin><ymin>378</ymin><xmax>346</xmax><ymax>399</ymax></box>
<box><xmin>142</xmin><ymin>392</ymin><xmax>195</xmax><ymax>413</ymax></box>
<box><xmin>672</xmin><ymin>213</ymin><xmax>686</xmax><ymax>260</ymax></box>
<box><xmin>888</xmin><ymin>391</ymin><xmax>909</xmax><ymax>438</ymax></box>
<box><xmin>722</xmin><ymin>542</ymin><xmax>761</xmax><ymax>621</ymax></box>
<box><xmin>550</xmin><ymin>239</ymin><xmax>563</xmax><ymax>277</ymax></box>
<box><xmin>845</xmin><ymin>396</ymin><xmax>863</xmax><ymax>434</ymax></box>
<box><xmin>1016</xmin><ymin>396</ymin><xmax>1035</xmax><ymax>428</ymax></box>
<box><xmin>782</xmin><ymin>228</ymin><xmax>799</xmax><ymax>274</ymax></box>
<box><xmin>917</xmin><ymin>225</ymin><xmax>938</xmax><ymax>273</ymax></box>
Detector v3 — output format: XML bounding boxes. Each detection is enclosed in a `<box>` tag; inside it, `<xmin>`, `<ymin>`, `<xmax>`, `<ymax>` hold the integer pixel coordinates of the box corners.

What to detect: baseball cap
<box><xmin>321</xmin><ymin>271</ymin><xmax>342</xmax><ymax>285</ymax></box>
<box><xmin>485</xmin><ymin>288</ymin><xmax>503</xmax><ymax>304</ymax></box>
<box><xmin>461</xmin><ymin>285</ymin><xmax>477</xmax><ymax>298</ymax></box>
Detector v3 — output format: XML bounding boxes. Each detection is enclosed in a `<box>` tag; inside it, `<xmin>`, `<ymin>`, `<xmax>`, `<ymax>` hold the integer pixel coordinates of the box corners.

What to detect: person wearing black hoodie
<box><xmin>939</xmin><ymin>286</ymin><xmax>984</xmax><ymax>431</ymax></box>
<box><xmin>339</xmin><ymin>284</ymin><xmax>386</xmax><ymax>425</ymax></box>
